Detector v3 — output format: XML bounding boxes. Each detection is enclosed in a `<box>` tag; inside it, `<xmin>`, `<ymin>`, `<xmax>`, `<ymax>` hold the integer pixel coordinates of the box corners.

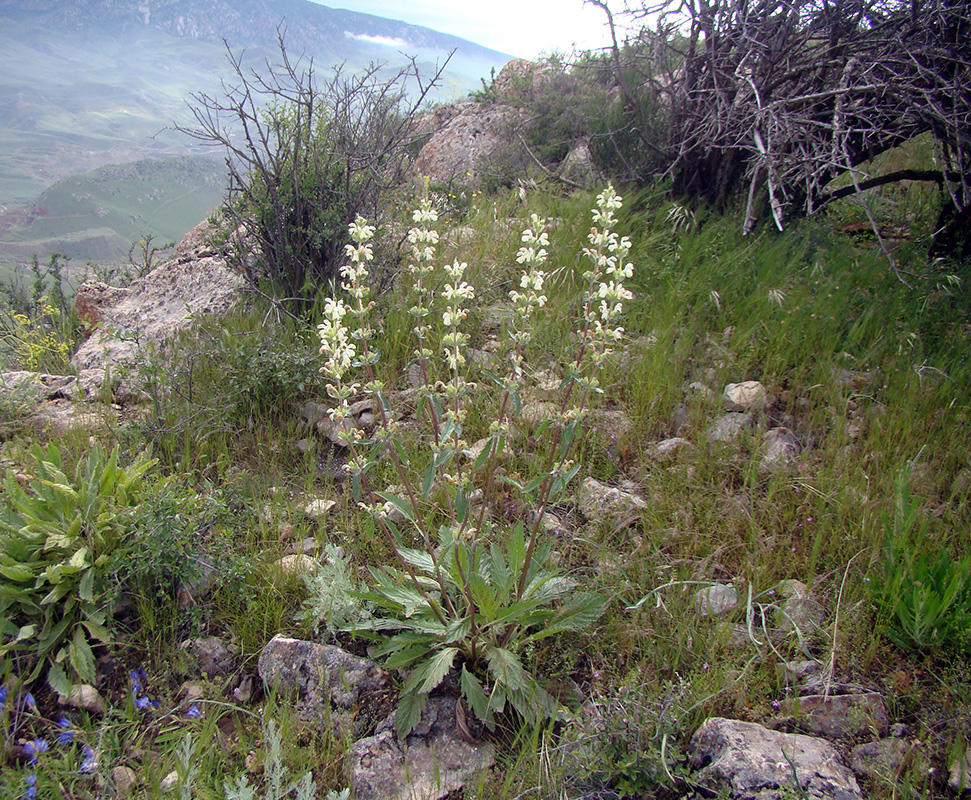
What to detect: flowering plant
<box><xmin>313</xmin><ymin>186</ymin><xmax>634</xmax><ymax>737</ymax></box>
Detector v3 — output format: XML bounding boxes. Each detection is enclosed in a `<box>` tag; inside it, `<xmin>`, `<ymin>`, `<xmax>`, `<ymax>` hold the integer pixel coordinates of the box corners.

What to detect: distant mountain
<box><xmin>0</xmin><ymin>0</ymin><xmax>510</xmax><ymax>271</ymax></box>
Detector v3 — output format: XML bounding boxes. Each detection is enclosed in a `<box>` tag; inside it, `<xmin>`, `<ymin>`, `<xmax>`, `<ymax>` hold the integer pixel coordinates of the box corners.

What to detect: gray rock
<box><xmin>346</xmin><ymin>696</ymin><xmax>495</xmax><ymax>800</ymax></box>
<box><xmin>72</xmin><ymin>221</ymin><xmax>246</xmax><ymax>375</ymax></box>
<box><xmin>782</xmin><ymin>693</ymin><xmax>889</xmax><ymax>738</ymax></box>
<box><xmin>706</xmin><ymin>412</ymin><xmax>753</xmax><ymax>443</ymax></box>
<box><xmin>183</xmin><ymin>635</ymin><xmax>238</xmax><ymax>677</ymax></box>
<box><xmin>113</xmin><ymin>765</ymin><xmax>138</xmax><ymax>797</ymax></box>
<box><xmin>578</xmin><ymin>477</ymin><xmax>647</xmax><ymax>522</ymax></box>
<box><xmin>723</xmin><ymin>381</ymin><xmax>768</xmax><ymax>412</ymax></box>
<box><xmin>63</xmin><ymin>684</ymin><xmax>107</xmax><ymax>715</ymax></box>
<box><xmin>689</xmin><ymin>717</ymin><xmax>862</xmax><ymax>800</ymax></box>
<box><xmin>950</xmin><ymin>744</ymin><xmax>971</xmax><ymax>793</ymax></box>
<box><xmin>850</xmin><ymin>738</ymin><xmax>912</xmax><ymax>781</ymax></box>
<box><xmin>695</xmin><ymin>584</ymin><xmax>739</xmax><ymax>617</ymax></box>
<box><xmin>646</xmin><ymin>437</ymin><xmax>694</xmax><ymax>460</ymax></box>
<box><xmin>273</xmin><ymin>554</ymin><xmax>318</xmax><ymax>578</ymax></box>
<box><xmin>779</xmin><ymin>597</ymin><xmax>827</xmax><ymax>639</ymax></box>
<box><xmin>759</xmin><ymin>428</ymin><xmax>800</xmax><ymax>472</ymax></box>
<box><xmin>258</xmin><ymin>635</ymin><xmax>390</xmax><ymax>711</ymax></box>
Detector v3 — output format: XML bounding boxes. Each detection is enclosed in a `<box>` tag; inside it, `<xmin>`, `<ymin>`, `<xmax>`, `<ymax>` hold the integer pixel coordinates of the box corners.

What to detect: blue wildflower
<box><xmin>130</xmin><ymin>669</ymin><xmax>144</xmax><ymax>693</ymax></box>
<box><xmin>56</xmin><ymin>717</ymin><xmax>74</xmax><ymax>745</ymax></box>
<box><xmin>24</xmin><ymin>772</ymin><xmax>38</xmax><ymax>799</ymax></box>
<box><xmin>0</xmin><ymin>686</ymin><xmax>7</xmax><ymax>709</ymax></box>
<box><xmin>185</xmin><ymin>704</ymin><xmax>202</xmax><ymax>719</ymax></box>
<box><xmin>134</xmin><ymin>695</ymin><xmax>152</xmax><ymax>710</ymax></box>
<box><xmin>23</xmin><ymin>693</ymin><xmax>36</xmax><ymax>711</ymax></box>
<box><xmin>24</xmin><ymin>738</ymin><xmax>49</xmax><ymax>763</ymax></box>
<box><xmin>79</xmin><ymin>745</ymin><xmax>98</xmax><ymax>774</ymax></box>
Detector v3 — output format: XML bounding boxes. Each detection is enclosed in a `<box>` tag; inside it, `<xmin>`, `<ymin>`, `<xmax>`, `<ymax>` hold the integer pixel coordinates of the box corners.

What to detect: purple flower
<box><xmin>56</xmin><ymin>717</ymin><xmax>74</xmax><ymax>745</ymax></box>
<box><xmin>0</xmin><ymin>686</ymin><xmax>7</xmax><ymax>709</ymax></box>
<box><xmin>24</xmin><ymin>772</ymin><xmax>38</xmax><ymax>799</ymax></box>
<box><xmin>185</xmin><ymin>704</ymin><xmax>202</xmax><ymax>719</ymax></box>
<box><xmin>24</xmin><ymin>738</ymin><xmax>49</xmax><ymax>763</ymax></box>
<box><xmin>771</xmin><ymin>699</ymin><xmax>781</xmax><ymax>710</ymax></box>
<box><xmin>79</xmin><ymin>746</ymin><xmax>98</xmax><ymax>774</ymax></box>
<box><xmin>130</xmin><ymin>669</ymin><xmax>145</xmax><ymax>693</ymax></box>
<box><xmin>23</xmin><ymin>692</ymin><xmax>36</xmax><ymax>711</ymax></box>
<box><xmin>134</xmin><ymin>695</ymin><xmax>152</xmax><ymax>710</ymax></box>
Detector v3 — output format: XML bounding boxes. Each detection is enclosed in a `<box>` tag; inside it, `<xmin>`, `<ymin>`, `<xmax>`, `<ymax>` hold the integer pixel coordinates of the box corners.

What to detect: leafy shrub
<box><xmin>0</xmin><ymin>444</ymin><xmax>157</xmax><ymax>692</ymax></box>
<box><xmin>297</xmin><ymin>543</ymin><xmax>373</xmax><ymax>637</ymax></box>
<box><xmin>870</xmin><ymin>469</ymin><xmax>971</xmax><ymax>652</ymax></box>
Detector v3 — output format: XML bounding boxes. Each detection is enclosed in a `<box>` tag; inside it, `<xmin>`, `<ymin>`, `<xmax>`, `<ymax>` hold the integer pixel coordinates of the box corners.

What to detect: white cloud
<box><xmin>344</xmin><ymin>31</ymin><xmax>409</xmax><ymax>47</ymax></box>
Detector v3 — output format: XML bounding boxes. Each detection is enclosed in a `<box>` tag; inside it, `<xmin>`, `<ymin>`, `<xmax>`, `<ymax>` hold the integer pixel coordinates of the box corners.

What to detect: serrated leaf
<box><xmin>82</xmin><ymin>619</ymin><xmax>111</xmax><ymax>643</ymax></box>
<box><xmin>530</xmin><ymin>593</ymin><xmax>609</xmax><ymax>640</ymax></box>
<box><xmin>486</xmin><ymin>647</ymin><xmax>528</xmax><ymax>693</ymax></box>
<box><xmin>395</xmin><ymin>690</ymin><xmax>428</xmax><ymax>739</ymax></box>
<box><xmin>69</xmin><ymin>627</ymin><xmax>96</xmax><ymax>683</ymax></box>
<box><xmin>443</xmin><ymin>615</ymin><xmax>471</xmax><ymax>644</ymax></box>
<box><xmin>69</xmin><ymin>547</ymin><xmax>89</xmax><ymax>569</ymax></box>
<box><xmin>382</xmin><ymin>643</ymin><xmax>432</xmax><ymax>670</ymax></box>
<box><xmin>405</xmin><ymin>647</ymin><xmax>458</xmax><ymax>695</ymax></box>
<box><xmin>461</xmin><ymin>665</ymin><xmax>492</xmax><ymax>727</ymax></box>
<box><xmin>0</xmin><ymin>564</ymin><xmax>34</xmax><ymax>582</ymax></box>
<box><xmin>47</xmin><ymin>662</ymin><xmax>71</xmax><ymax>699</ymax></box>
<box><xmin>79</xmin><ymin>568</ymin><xmax>95</xmax><ymax>603</ymax></box>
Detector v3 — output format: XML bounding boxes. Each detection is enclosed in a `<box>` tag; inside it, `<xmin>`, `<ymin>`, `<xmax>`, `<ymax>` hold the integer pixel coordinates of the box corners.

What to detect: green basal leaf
<box><xmin>69</xmin><ymin>626</ymin><xmax>96</xmax><ymax>684</ymax></box>
<box><xmin>405</xmin><ymin>647</ymin><xmax>458</xmax><ymax>695</ymax></box>
<box><xmin>47</xmin><ymin>662</ymin><xmax>71</xmax><ymax>699</ymax></box>
<box><xmin>382</xmin><ymin>643</ymin><xmax>433</xmax><ymax>670</ymax></box>
<box><xmin>395</xmin><ymin>689</ymin><xmax>428</xmax><ymax>739</ymax></box>
<box><xmin>443</xmin><ymin>615</ymin><xmax>472</xmax><ymax>644</ymax></box>
<box><xmin>78</xmin><ymin>569</ymin><xmax>95</xmax><ymax>602</ymax></box>
<box><xmin>486</xmin><ymin>646</ymin><xmax>528</xmax><ymax>693</ymax></box>
<box><xmin>461</xmin><ymin>665</ymin><xmax>492</xmax><ymax>728</ymax></box>
<box><xmin>82</xmin><ymin>619</ymin><xmax>111</xmax><ymax>643</ymax></box>
<box><xmin>529</xmin><ymin>592</ymin><xmax>608</xmax><ymax>641</ymax></box>
<box><xmin>69</xmin><ymin>547</ymin><xmax>89</xmax><ymax>569</ymax></box>
<box><xmin>397</xmin><ymin>548</ymin><xmax>437</xmax><ymax>576</ymax></box>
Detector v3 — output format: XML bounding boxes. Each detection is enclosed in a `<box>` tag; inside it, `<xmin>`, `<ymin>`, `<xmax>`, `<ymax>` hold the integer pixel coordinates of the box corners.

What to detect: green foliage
<box><xmin>0</xmin><ymin>444</ymin><xmax>157</xmax><ymax>691</ymax></box>
<box><xmin>870</xmin><ymin>469</ymin><xmax>971</xmax><ymax>652</ymax></box>
<box><xmin>222</xmin><ymin>720</ymin><xmax>323</xmax><ymax>800</ymax></box>
<box><xmin>356</xmin><ymin>523</ymin><xmax>607</xmax><ymax>737</ymax></box>
<box><xmin>297</xmin><ymin>543</ymin><xmax>373</xmax><ymax>637</ymax></box>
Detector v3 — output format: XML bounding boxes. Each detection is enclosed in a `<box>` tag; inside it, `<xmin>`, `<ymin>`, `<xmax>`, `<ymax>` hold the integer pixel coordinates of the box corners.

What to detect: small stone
<box><xmin>950</xmin><ymin>744</ymin><xmax>971</xmax><ymax>793</ymax></box>
<box><xmin>782</xmin><ymin>692</ymin><xmax>890</xmax><ymax>738</ymax></box>
<box><xmin>183</xmin><ymin>636</ymin><xmax>238</xmax><ymax>677</ymax></box>
<box><xmin>646</xmin><ymin>437</ymin><xmax>693</xmax><ymax>459</ymax></box>
<box><xmin>113</xmin><ymin>766</ymin><xmax>138</xmax><ymax>798</ymax></box>
<box><xmin>759</xmin><ymin>427</ymin><xmax>800</xmax><ymax>472</ymax></box>
<box><xmin>778</xmin><ymin>579</ymin><xmax>809</xmax><ymax>599</ymax></box>
<box><xmin>233</xmin><ymin>676</ymin><xmax>255</xmax><ymax>703</ymax></box>
<box><xmin>178</xmin><ymin>681</ymin><xmax>205</xmax><ymax>703</ymax></box>
<box><xmin>776</xmin><ymin>660</ymin><xmax>823</xmax><ymax>683</ymax></box>
<box><xmin>274</xmin><ymin>554</ymin><xmax>317</xmax><ymax>578</ymax></box>
<box><xmin>706</xmin><ymin>412</ymin><xmax>753</xmax><ymax>443</ymax></box>
<box><xmin>723</xmin><ymin>380</ymin><xmax>768</xmax><ymax>412</ymax></box>
<box><xmin>578</xmin><ymin>477</ymin><xmax>647</xmax><ymax>522</ymax></box>
<box><xmin>779</xmin><ymin>597</ymin><xmax>827</xmax><ymax>638</ymax></box>
<box><xmin>850</xmin><ymin>738</ymin><xmax>912</xmax><ymax>781</ymax></box>
<box><xmin>689</xmin><ymin>717</ymin><xmax>861</xmax><ymax>800</ymax></box>
<box><xmin>160</xmin><ymin>771</ymin><xmax>180</xmax><ymax>792</ymax></box>
<box><xmin>303</xmin><ymin>498</ymin><xmax>336</xmax><ymax>519</ymax></box>
<box><xmin>64</xmin><ymin>685</ymin><xmax>107</xmax><ymax>715</ymax></box>
<box><xmin>695</xmin><ymin>584</ymin><xmax>738</xmax><ymax>617</ymax></box>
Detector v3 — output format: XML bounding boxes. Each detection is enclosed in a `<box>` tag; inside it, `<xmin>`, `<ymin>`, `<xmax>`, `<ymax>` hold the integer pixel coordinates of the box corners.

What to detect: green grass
<box><xmin>1</xmin><ymin>180</ymin><xmax>969</xmax><ymax>798</ymax></box>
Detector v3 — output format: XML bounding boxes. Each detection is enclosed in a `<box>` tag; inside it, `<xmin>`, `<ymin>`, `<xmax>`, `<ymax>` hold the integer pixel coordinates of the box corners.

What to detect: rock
<box><xmin>71</xmin><ymin>220</ymin><xmax>246</xmax><ymax>375</ymax></box>
<box><xmin>233</xmin><ymin>676</ymin><xmax>255</xmax><ymax>703</ymax></box>
<box><xmin>695</xmin><ymin>584</ymin><xmax>739</xmax><ymax>617</ymax></box>
<box><xmin>687</xmin><ymin>381</ymin><xmax>716</xmax><ymax>400</ymax></box>
<box><xmin>113</xmin><ymin>765</ymin><xmax>138</xmax><ymax>797</ymax></box>
<box><xmin>183</xmin><ymin>636</ymin><xmax>238</xmax><ymax>677</ymax></box>
<box><xmin>578</xmin><ymin>477</ymin><xmax>647</xmax><ymax>522</ymax></box>
<box><xmin>273</xmin><ymin>554</ymin><xmax>318</xmax><ymax>578</ymax></box>
<box><xmin>0</xmin><ymin>371</ymin><xmax>75</xmax><ymax>402</ymax></box>
<box><xmin>782</xmin><ymin>693</ymin><xmax>890</xmax><ymax>739</ymax></box>
<box><xmin>414</xmin><ymin>101</ymin><xmax>522</xmax><ymax>188</ymax></box>
<box><xmin>29</xmin><ymin>399</ymin><xmax>115</xmax><ymax>436</ymax></box>
<box><xmin>519</xmin><ymin>400</ymin><xmax>559</xmax><ymax>427</ymax></box>
<box><xmin>258</xmin><ymin>635</ymin><xmax>390</xmax><ymax>712</ymax></box>
<box><xmin>63</xmin><ymin>684</ymin><xmax>107</xmax><ymax>715</ymax></box>
<box><xmin>850</xmin><ymin>738</ymin><xmax>912</xmax><ymax>781</ymax></box>
<box><xmin>759</xmin><ymin>428</ymin><xmax>800</xmax><ymax>472</ymax></box>
<box><xmin>778</xmin><ymin>579</ymin><xmax>810</xmax><ymax>599</ymax></box>
<box><xmin>779</xmin><ymin>596</ymin><xmax>827</xmax><ymax>638</ymax></box>
<box><xmin>776</xmin><ymin>660</ymin><xmax>824</xmax><ymax>684</ymax></box>
<box><xmin>160</xmin><ymin>770</ymin><xmax>180</xmax><ymax>793</ymax></box>
<box><xmin>950</xmin><ymin>743</ymin><xmax>971</xmax><ymax>793</ymax></box>
<box><xmin>646</xmin><ymin>437</ymin><xmax>694</xmax><ymax>460</ymax></box>
<box><xmin>346</xmin><ymin>696</ymin><xmax>495</xmax><ymax>800</ymax></box>
<box><xmin>689</xmin><ymin>717</ymin><xmax>862</xmax><ymax>800</ymax></box>
<box><xmin>588</xmin><ymin>408</ymin><xmax>634</xmax><ymax>460</ymax></box>
<box><xmin>303</xmin><ymin>498</ymin><xmax>336</xmax><ymax>519</ymax></box>
<box><xmin>706</xmin><ymin>413</ymin><xmax>753</xmax><ymax>443</ymax></box>
<box><xmin>558</xmin><ymin>137</ymin><xmax>599</xmax><ymax>187</ymax></box>
<box><xmin>723</xmin><ymin>381</ymin><xmax>768</xmax><ymax>412</ymax></box>
<box><xmin>177</xmin><ymin>681</ymin><xmax>206</xmax><ymax>703</ymax></box>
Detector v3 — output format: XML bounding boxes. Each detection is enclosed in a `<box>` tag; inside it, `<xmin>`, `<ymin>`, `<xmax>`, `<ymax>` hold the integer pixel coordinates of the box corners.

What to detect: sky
<box><xmin>318</xmin><ymin>1</ymin><xmax>617</xmax><ymax>59</ymax></box>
